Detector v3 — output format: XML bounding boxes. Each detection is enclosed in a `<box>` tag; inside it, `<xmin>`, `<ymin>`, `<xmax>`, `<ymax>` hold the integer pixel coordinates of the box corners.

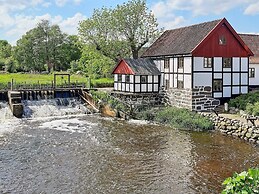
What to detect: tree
<box><xmin>78</xmin><ymin>0</ymin><xmax>162</xmax><ymax>60</ymax></box>
<box><xmin>79</xmin><ymin>8</ymin><xmax>130</xmax><ymax>61</ymax></box>
<box><xmin>77</xmin><ymin>45</ymin><xmax>115</xmax><ymax>79</ymax></box>
<box><xmin>114</xmin><ymin>0</ymin><xmax>162</xmax><ymax>59</ymax></box>
<box><xmin>15</xmin><ymin>20</ymin><xmax>77</xmax><ymax>72</ymax></box>
<box><xmin>0</xmin><ymin>40</ymin><xmax>19</xmax><ymax>72</ymax></box>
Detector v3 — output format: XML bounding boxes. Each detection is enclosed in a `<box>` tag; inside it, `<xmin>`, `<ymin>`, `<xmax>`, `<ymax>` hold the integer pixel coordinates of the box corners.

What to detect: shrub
<box><xmin>246</xmin><ymin>102</ymin><xmax>259</xmax><ymax>116</ymax></box>
<box><xmin>136</xmin><ymin>107</ymin><xmax>213</xmax><ymax>131</ymax></box>
<box><xmin>229</xmin><ymin>92</ymin><xmax>259</xmax><ymax>110</ymax></box>
<box><xmin>222</xmin><ymin>168</ymin><xmax>259</xmax><ymax>194</ymax></box>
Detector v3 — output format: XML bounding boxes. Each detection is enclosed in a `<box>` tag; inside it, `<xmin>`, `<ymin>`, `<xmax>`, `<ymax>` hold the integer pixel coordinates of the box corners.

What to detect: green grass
<box><xmin>0</xmin><ymin>73</ymin><xmax>113</xmax><ymax>88</ymax></box>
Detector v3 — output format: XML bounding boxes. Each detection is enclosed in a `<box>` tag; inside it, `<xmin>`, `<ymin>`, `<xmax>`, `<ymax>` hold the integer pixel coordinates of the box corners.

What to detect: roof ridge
<box><xmin>239</xmin><ymin>33</ymin><xmax>259</xmax><ymax>36</ymax></box>
<box><xmin>164</xmin><ymin>18</ymin><xmax>223</xmax><ymax>32</ymax></box>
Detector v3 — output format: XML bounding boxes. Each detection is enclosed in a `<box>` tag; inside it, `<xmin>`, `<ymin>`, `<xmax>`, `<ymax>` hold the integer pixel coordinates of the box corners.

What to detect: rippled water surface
<box><xmin>0</xmin><ymin>114</ymin><xmax>258</xmax><ymax>193</ymax></box>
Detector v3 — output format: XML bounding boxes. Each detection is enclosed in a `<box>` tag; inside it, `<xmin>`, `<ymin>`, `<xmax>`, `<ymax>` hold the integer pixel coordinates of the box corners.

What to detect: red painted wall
<box><xmin>192</xmin><ymin>23</ymin><xmax>251</xmax><ymax>57</ymax></box>
<box><xmin>112</xmin><ymin>60</ymin><xmax>135</xmax><ymax>75</ymax></box>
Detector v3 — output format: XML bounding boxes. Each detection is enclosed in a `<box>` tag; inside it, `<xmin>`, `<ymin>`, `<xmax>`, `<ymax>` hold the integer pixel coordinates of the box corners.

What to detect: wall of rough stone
<box><xmin>166</xmin><ymin>86</ymin><xmax>220</xmax><ymax>111</ymax></box>
<box><xmin>166</xmin><ymin>88</ymin><xmax>193</xmax><ymax>110</ymax></box>
<box><xmin>200</xmin><ymin>112</ymin><xmax>259</xmax><ymax>144</ymax></box>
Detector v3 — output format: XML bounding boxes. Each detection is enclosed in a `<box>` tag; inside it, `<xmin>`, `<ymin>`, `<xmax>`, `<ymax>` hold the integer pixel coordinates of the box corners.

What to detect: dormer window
<box><xmin>219</xmin><ymin>36</ymin><xmax>226</xmax><ymax>45</ymax></box>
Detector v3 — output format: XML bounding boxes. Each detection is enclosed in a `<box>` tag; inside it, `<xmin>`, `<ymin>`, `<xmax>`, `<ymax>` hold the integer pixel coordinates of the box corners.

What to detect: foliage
<box><xmin>14</xmin><ymin>20</ymin><xmax>80</xmax><ymax>73</ymax></box>
<box><xmin>136</xmin><ymin>107</ymin><xmax>214</xmax><ymax>131</ymax></box>
<box><xmin>75</xmin><ymin>45</ymin><xmax>115</xmax><ymax>79</ymax></box>
<box><xmin>90</xmin><ymin>90</ymin><xmax>127</xmax><ymax>112</ymax></box>
<box><xmin>0</xmin><ymin>40</ymin><xmax>14</xmax><ymax>71</ymax></box>
<box><xmin>228</xmin><ymin>92</ymin><xmax>259</xmax><ymax>110</ymax></box>
<box><xmin>78</xmin><ymin>0</ymin><xmax>162</xmax><ymax>60</ymax></box>
<box><xmin>222</xmin><ymin>168</ymin><xmax>259</xmax><ymax>194</ymax></box>
<box><xmin>246</xmin><ymin>102</ymin><xmax>259</xmax><ymax>116</ymax></box>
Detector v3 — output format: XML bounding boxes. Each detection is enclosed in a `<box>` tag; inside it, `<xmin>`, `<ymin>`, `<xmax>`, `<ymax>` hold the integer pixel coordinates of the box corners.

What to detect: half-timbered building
<box><xmin>239</xmin><ymin>34</ymin><xmax>259</xmax><ymax>89</ymax></box>
<box><xmin>141</xmin><ymin>18</ymin><xmax>253</xmax><ymax>111</ymax></box>
<box><xmin>112</xmin><ymin>58</ymin><xmax>161</xmax><ymax>93</ymax></box>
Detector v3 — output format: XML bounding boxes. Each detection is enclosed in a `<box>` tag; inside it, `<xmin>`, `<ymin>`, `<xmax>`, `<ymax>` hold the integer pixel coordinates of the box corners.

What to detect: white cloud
<box><xmin>150</xmin><ymin>0</ymin><xmax>259</xmax><ymax>30</ymax></box>
<box><xmin>244</xmin><ymin>2</ymin><xmax>259</xmax><ymax>15</ymax></box>
<box><xmin>58</xmin><ymin>13</ymin><xmax>86</xmax><ymax>35</ymax></box>
<box><xmin>5</xmin><ymin>12</ymin><xmax>86</xmax><ymax>45</ymax></box>
<box><xmin>55</xmin><ymin>0</ymin><xmax>68</xmax><ymax>7</ymax></box>
<box><xmin>55</xmin><ymin>0</ymin><xmax>82</xmax><ymax>7</ymax></box>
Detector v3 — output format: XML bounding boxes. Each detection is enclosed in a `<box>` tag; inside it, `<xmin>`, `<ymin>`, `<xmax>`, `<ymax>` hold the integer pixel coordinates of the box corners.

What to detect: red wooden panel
<box><xmin>192</xmin><ymin>19</ymin><xmax>253</xmax><ymax>57</ymax></box>
<box><xmin>112</xmin><ymin>60</ymin><xmax>135</xmax><ymax>75</ymax></box>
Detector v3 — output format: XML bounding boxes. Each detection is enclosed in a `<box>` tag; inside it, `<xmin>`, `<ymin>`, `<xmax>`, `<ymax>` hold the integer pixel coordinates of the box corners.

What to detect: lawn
<box><xmin>0</xmin><ymin>73</ymin><xmax>113</xmax><ymax>88</ymax></box>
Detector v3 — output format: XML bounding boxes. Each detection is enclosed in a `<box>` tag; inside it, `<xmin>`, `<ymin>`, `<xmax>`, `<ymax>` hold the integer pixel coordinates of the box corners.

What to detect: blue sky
<box><xmin>1</xmin><ymin>0</ymin><xmax>259</xmax><ymax>45</ymax></box>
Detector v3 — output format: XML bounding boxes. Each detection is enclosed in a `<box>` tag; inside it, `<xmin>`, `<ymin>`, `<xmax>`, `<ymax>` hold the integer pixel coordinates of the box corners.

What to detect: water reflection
<box><xmin>190</xmin><ymin>131</ymin><xmax>259</xmax><ymax>193</ymax></box>
<box><xmin>0</xmin><ymin>116</ymin><xmax>258</xmax><ymax>193</ymax></box>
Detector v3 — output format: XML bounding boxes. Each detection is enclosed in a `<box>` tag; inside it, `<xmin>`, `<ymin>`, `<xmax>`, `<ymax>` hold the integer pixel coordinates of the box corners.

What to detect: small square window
<box><xmin>164</xmin><ymin>58</ymin><xmax>170</xmax><ymax>69</ymax></box>
<box><xmin>213</xmin><ymin>79</ymin><xmax>222</xmax><ymax>92</ymax></box>
<box><xmin>118</xmin><ymin>74</ymin><xmax>122</xmax><ymax>82</ymax></box>
<box><xmin>204</xmin><ymin>57</ymin><xmax>213</xmax><ymax>68</ymax></box>
<box><xmin>177</xmin><ymin>80</ymin><xmax>184</xmax><ymax>89</ymax></box>
<box><xmin>249</xmin><ymin>68</ymin><xmax>255</xmax><ymax>78</ymax></box>
<box><xmin>219</xmin><ymin>36</ymin><xmax>226</xmax><ymax>45</ymax></box>
<box><xmin>141</xmin><ymin>75</ymin><xmax>147</xmax><ymax>83</ymax></box>
<box><xmin>125</xmin><ymin>75</ymin><xmax>130</xmax><ymax>83</ymax></box>
<box><xmin>223</xmin><ymin>58</ymin><xmax>231</xmax><ymax>68</ymax></box>
<box><xmin>178</xmin><ymin>57</ymin><xmax>184</xmax><ymax>69</ymax></box>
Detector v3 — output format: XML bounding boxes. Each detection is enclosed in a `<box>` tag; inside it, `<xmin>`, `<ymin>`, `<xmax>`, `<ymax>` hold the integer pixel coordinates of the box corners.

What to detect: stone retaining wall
<box><xmin>166</xmin><ymin>86</ymin><xmax>220</xmax><ymax>111</ymax></box>
<box><xmin>200</xmin><ymin>112</ymin><xmax>259</xmax><ymax>144</ymax></box>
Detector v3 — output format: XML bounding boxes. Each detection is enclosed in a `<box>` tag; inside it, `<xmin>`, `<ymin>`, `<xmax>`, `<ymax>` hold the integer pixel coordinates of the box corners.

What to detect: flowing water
<box><xmin>0</xmin><ymin>99</ymin><xmax>258</xmax><ymax>194</ymax></box>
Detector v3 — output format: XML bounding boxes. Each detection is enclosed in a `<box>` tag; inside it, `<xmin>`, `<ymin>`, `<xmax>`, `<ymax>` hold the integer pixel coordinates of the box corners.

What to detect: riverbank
<box><xmin>200</xmin><ymin>112</ymin><xmax>259</xmax><ymax>144</ymax></box>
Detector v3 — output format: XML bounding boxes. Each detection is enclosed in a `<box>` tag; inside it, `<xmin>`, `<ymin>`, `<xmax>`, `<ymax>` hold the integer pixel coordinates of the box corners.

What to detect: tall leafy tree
<box><xmin>15</xmin><ymin>20</ymin><xmax>78</xmax><ymax>72</ymax></box>
<box><xmin>79</xmin><ymin>8</ymin><xmax>130</xmax><ymax>61</ymax></box>
<box><xmin>78</xmin><ymin>0</ymin><xmax>162</xmax><ymax>60</ymax></box>
<box><xmin>0</xmin><ymin>40</ymin><xmax>18</xmax><ymax>72</ymax></box>
<box><xmin>114</xmin><ymin>0</ymin><xmax>161</xmax><ymax>59</ymax></box>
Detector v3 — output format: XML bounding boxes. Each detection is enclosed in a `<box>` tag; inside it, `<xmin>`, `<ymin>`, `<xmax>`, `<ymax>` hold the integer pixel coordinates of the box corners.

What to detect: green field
<box><xmin>0</xmin><ymin>73</ymin><xmax>113</xmax><ymax>88</ymax></box>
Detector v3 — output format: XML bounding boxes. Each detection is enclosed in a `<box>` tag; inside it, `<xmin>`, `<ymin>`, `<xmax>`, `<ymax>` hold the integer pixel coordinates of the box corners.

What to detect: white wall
<box><xmin>193</xmin><ymin>73</ymin><xmax>212</xmax><ymax>87</ymax></box>
<box><xmin>214</xmin><ymin>57</ymin><xmax>222</xmax><ymax>72</ymax></box>
<box><xmin>249</xmin><ymin>63</ymin><xmax>259</xmax><ymax>86</ymax></box>
<box><xmin>184</xmin><ymin>75</ymin><xmax>192</xmax><ymax>89</ymax></box>
<box><xmin>241</xmin><ymin>58</ymin><xmax>248</xmax><ymax>71</ymax></box>
<box><xmin>232</xmin><ymin>57</ymin><xmax>240</xmax><ymax>72</ymax></box>
<box><xmin>184</xmin><ymin>57</ymin><xmax>192</xmax><ymax>73</ymax></box>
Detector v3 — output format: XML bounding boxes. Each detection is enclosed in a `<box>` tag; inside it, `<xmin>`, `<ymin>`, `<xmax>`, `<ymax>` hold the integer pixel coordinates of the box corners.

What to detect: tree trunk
<box><xmin>132</xmin><ymin>48</ymin><xmax>138</xmax><ymax>59</ymax></box>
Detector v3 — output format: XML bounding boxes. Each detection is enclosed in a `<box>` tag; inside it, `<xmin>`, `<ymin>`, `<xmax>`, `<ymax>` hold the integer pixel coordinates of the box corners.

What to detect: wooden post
<box><xmin>11</xmin><ymin>79</ymin><xmax>13</xmax><ymax>91</ymax></box>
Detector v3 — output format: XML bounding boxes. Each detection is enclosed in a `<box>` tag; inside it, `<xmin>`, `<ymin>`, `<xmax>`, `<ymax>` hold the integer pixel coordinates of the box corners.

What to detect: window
<box><xmin>178</xmin><ymin>57</ymin><xmax>184</xmax><ymax>69</ymax></box>
<box><xmin>223</xmin><ymin>58</ymin><xmax>231</xmax><ymax>68</ymax></box>
<box><xmin>213</xmin><ymin>79</ymin><xmax>223</xmax><ymax>92</ymax></box>
<box><xmin>141</xmin><ymin>75</ymin><xmax>147</xmax><ymax>83</ymax></box>
<box><xmin>177</xmin><ymin>80</ymin><xmax>184</xmax><ymax>89</ymax></box>
<box><xmin>249</xmin><ymin>68</ymin><xmax>255</xmax><ymax>78</ymax></box>
<box><xmin>125</xmin><ymin>75</ymin><xmax>130</xmax><ymax>83</ymax></box>
<box><xmin>204</xmin><ymin>57</ymin><xmax>213</xmax><ymax>68</ymax></box>
<box><xmin>164</xmin><ymin>58</ymin><xmax>170</xmax><ymax>69</ymax></box>
<box><xmin>118</xmin><ymin>74</ymin><xmax>122</xmax><ymax>82</ymax></box>
<box><xmin>219</xmin><ymin>35</ymin><xmax>226</xmax><ymax>45</ymax></box>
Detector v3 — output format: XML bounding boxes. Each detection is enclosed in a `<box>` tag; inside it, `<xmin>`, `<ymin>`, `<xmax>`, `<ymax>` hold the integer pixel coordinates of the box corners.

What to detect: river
<box><xmin>0</xmin><ymin>99</ymin><xmax>258</xmax><ymax>193</ymax></box>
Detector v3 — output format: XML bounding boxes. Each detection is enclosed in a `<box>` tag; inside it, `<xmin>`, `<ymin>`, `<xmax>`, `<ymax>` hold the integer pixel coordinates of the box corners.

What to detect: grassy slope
<box><xmin>0</xmin><ymin>73</ymin><xmax>113</xmax><ymax>86</ymax></box>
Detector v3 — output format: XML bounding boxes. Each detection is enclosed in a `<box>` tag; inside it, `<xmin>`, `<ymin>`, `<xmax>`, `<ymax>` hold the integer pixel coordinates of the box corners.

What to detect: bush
<box><xmin>246</xmin><ymin>102</ymin><xmax>259</xmax><ymax>116</ymax></box>
<box><xmin>136</xmin><ymin>107</ymin><xmax>213</xmax><ymax>131</ymax></box>
<box><xmin>222</xmin><ymin>168</ymin><xmax>259</xmax><ymax>194</ymax></box>
<box><xmin>229</xmin><ymin>92</ymin><xmax>259</xmax><ymax>110</ymax></box>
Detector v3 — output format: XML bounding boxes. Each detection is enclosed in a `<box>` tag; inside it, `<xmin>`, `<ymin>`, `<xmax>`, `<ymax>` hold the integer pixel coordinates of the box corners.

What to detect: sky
<box><xmin>1</xmin><ymin>0</ymin><xmax>259</xmax><ymax>45</ymax></box>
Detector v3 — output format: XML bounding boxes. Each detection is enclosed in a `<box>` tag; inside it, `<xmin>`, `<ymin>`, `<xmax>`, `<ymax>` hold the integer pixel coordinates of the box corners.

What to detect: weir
<box><xmin>1</xmin><ymin>88</ymin><xmax>94</xmax><ymax>118</ymax></box>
